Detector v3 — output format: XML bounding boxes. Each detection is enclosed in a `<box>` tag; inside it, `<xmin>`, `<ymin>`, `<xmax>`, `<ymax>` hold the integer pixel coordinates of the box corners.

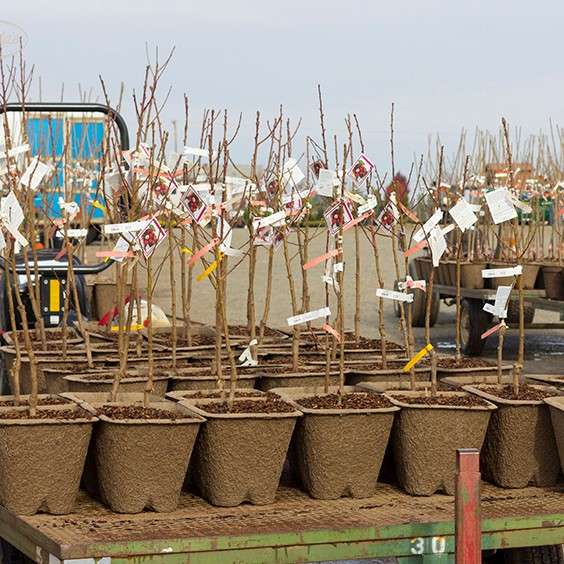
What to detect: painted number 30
<box><xmin>411</xmin><ymin>536</ymin><xmax>447</xmax><ymax>555</ymax></box>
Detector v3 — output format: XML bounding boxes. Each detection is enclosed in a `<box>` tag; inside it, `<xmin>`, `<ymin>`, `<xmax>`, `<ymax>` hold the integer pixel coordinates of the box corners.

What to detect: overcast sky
<box><xmin>3</xmin><ymin>0</ymin><xmax>563</xmax><ymax>175</ymax></box>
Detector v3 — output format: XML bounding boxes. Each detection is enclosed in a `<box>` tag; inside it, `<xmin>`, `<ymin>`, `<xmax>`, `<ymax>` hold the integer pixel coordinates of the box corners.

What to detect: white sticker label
<box><xmin>376</xmin><ymin>288</ymin><xmax>414</xmax><ymax>303</ymax></box>
<box><xmin>287</xmin><ymin>307</ymin><xmax>331</xmax><ymax>326</ymax></box>
<box><xmin>481</xmin><ymin>265</ymin><xmax>522</xmax><ymax>278</ymax></box>
<box><xmin>103</xmin><ymin>220</ymin><xmax>149</xmax><ymax>235</ymax></box>
<box><xmin>55</xmin><ymin>228</ymin><xmax>89</xmax><ymax>239</ymax></box>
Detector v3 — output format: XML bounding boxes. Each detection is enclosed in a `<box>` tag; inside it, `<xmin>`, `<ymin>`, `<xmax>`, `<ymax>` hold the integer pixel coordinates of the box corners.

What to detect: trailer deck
<box><xmin>2</xmin><ymin>482</ymin><xmax>562</xmax><ymax>563</ymax></box>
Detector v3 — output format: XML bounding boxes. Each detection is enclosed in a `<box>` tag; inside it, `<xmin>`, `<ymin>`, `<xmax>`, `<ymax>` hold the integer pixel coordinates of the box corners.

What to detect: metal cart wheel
<box><xmin>506</xmin><ymin>300</ymin><xmax>536</xmax><ymax>326</ymax></box>
<box><xmin>461</xmin><ymin>298</ymin><xmax>491</xmax><ymax>356</ymax></box>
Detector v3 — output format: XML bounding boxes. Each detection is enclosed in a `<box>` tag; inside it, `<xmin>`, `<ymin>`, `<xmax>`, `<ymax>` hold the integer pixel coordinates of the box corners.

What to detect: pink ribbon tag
<box><xmin>404</xmin><ymin>239</ymin><xmax>428</xmax><ymax>257</ymax></box>
<box><xmin>189</xmin><ymin>238</ymin><xmax>220</xmax><ymax>266</ymax></box>
<box><xmin>481</xmin><ymin>321</ymin><xmax>506</xmax><ymax>340</ymax></box>
<box><xmin>342</xmin><ymin>210</ymin><xmax>373</xmax><ymax>232</ymax></box>
<box><xmin>303</xmin><ymin>248</ymin><xmax>342</xmax><ymax>270</ymax></box>
<box><xmin>322</xmin><ymin>323</ymin><xmax>341</xmax><ymax>342</ymax></box>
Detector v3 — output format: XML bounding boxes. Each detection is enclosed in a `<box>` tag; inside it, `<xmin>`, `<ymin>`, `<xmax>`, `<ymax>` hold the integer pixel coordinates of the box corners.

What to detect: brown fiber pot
<box><xmin>542</xmin><ymin>265</ymin><xmax>564</xmax><ymax>300</ymax></box>
<box><xmin>463</xmin><ymin>384</ymin><xmax>562</xmax><ymax>488</ymax></box>
<box><xmin>186</xmin><ymin>398</ymin><xmax>300</xmax><ymax>507</ymax></box>
<box><xmin>488</xmin><ymin>263</ymin><xmax>539</xmax><ymax>289</ymax></box>
<box><xmin>0</xmin><ymin>400</ymin><xmax>95</xmax><ymax>515</ymax></box>
<box><xmin>166</xmin><ymin>388</ymin><xmax>265</xmax><ymax>402</ymax></box>
<box><xmin>525</xmin><ymin>374</ymin><xmax>564</xmax><ymax>389</ymax></box>
<box><xmin>460</xmin><ymin>262</ymin><xmax>487</xmax><ymax>289</ymax></box>
<box><xmin>384</xmin><ymin>391</ymin><xmax>496</xmax><ymax>495</ymax></box>
<box><xmin>441</xmin><ymin>374</ymin><xmax>514</xmax><ymax>389</ymax></box>
<box><xmin>357</xmin><ymin>381</ymin><xmax>436</xmax><ymax>393</ymax></box>
<box><xmin>64</xmin><ymin>392</ymin><xmax>203</xmax><ymax>513</ymax></box>
<box><xmin>346</xmin><ymin>367</ymin><xmax>431</xmax><ymax>386</ymax></box>
<box><xmin>64</xmin><ymin>374</ymin><xmax>169</xmax><ymax>395</ymax></box>
<box><xmin>258</xmin><ymin>370</ymin><xmax>341</xmax><ymax>391</ymax></box>
<box><xmin>168</xmin><ymin>372</ymin><xmax>257</xmax><ymax>391</ymax></box>
<box><xmin>436</xmin><ymin>364</ymin><xmax>513</xmax><ymax>381</ymax></box>
<box><xmin>545</xmin><ymin>397</ymin><xmax>564</xmax><ymax>474</ymax></box>
<box><xmin>274</xmin><ymin>386</ymin><xmax>398</xmax><ymax>499</ymax></box>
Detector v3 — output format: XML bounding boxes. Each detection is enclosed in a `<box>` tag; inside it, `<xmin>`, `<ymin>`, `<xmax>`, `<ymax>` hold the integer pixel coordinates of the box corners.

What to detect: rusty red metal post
<box><xmin>455</xmin><ymin>448</ymin><xmax>481</xmax><ymax>564</ymax></box>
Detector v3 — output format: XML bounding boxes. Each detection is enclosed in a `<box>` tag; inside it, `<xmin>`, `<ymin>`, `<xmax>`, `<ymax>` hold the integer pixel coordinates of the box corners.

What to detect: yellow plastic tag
<box><xmin>403</xmin><ymin>343</ymin><xmax>433</xmax><ymax>372</ymax></box>
<box><xmin>110</xmin><ymin>323</ymin><xmax>145</xmax><ymax>332</ymax></box>
<box><xmin>91</xmin><ymin>200</ymin><xmax>107</xmax><ymax>213</ymax></box>
<box><xmin>196</xmin><ymin>253</ymin><xmax>223</xmax><ymax>282</ymax></box>
<box><xmin>180</xmin><ymin>246</ymin><xmax>192</xmax><ymax>255</ymax></box>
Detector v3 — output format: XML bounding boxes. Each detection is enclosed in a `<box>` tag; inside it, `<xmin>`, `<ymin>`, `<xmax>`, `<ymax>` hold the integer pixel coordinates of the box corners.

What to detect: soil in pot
<box><xmin>545</xmin><ymin>397</ymin><xmax>564</xmax><ymax>474</ymax></box>
<box><xmin>64</xmin><ymin>373</ymin><xmax>169</xmax><ymax>395</ymax></box>
<box><xmin>384</xmin><ymin>390</ymin><xmax>496</xmax><ymax>496</ymax></box>
<box><xmin>67</xmin><ymin>392</ymin><xmax>203</xmax><ymax>513</ymax></box>
<box><xmin>436</xmin><ymin>356</ymin><xmax>513</xmax><ymax>380</ymax></box>
<box><xmin>2</xmin><ymin>327</ymin><xmax>83</xmax><ymax>349</ymax></box>
<box><xmin>188</xmin><ymin>396</ymin><xmax>300</xmax><ymax>507</ymax></box>
<box><xmin>0</xmin><ymin>401</ymin><xmax>95</xmax><ymax>515</ymax></box>
<box><xmin>276</xmin><ymin>387</ymin><xmax>398</xmax><ymax>499</ymax></box>
<box><xmin>463</xmin><ymin>383</ymin><xmax>562</xmax><ymax>488</ymax></box>
<box><xmin>542</xmin><ymin>265</ymin><xmax>564</xmax><ymax>300</ymax></box>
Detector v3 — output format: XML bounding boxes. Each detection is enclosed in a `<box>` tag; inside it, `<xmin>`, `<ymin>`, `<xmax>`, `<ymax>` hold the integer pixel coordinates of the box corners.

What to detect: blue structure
<box><xmin>26</xmin><ymin>115</ymin><xmax>106</xmax><ymax>222</ymax></box>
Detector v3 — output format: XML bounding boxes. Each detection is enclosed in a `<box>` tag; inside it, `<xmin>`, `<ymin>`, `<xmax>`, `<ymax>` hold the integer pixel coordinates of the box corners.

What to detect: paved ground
<box><xmin>89</xmin><ymin>227</ymin><xmax>564</xmax><ymax>375</ymax></box>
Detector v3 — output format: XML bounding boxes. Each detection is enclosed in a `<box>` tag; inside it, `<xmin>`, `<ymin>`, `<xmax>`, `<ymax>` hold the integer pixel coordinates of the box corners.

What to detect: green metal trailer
<box><xmin>0</xmin><ymin>481</ymin><xmax>561</xmax><ymax>563</ymax></box>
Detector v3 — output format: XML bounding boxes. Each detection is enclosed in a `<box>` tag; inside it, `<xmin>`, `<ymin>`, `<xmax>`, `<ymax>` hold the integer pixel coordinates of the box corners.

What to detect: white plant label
<box><xmin>428</xmin><ymin>225</ymin><xmax>447</xmax><ymax>267</ymax></box>
<box><xmin>485</xmin><ymin>188</ymin><xmax>517</xmax><ymax>224</ymax></box>
<box><xmin>413</xmin><ymin>209</ymin><xmax>444</xmax><ymax>243</ymax></box>
<box><xmin>239</xmin><ymin>339</ymin><xmax>258</xmax><ymax>367</ymax></box>
<box><xmin>183</xmin><ymin>146</ymin><xmax>217</xmax><ymax>159</ymax></box>
<box><xmin>376</xmin><ymin>288</ymin><xmax>414</xmax><ymax>303</ymax></box>
<box><xmin>55</xmin><ymin>228</ymin><xmax>88</xmax><ymax>239</ymax></box>
<box><xmin>483</xmin><ymin>285</ymin><xmax>512</xmax><ymax>319</ymax></box>
<box><xmin>103</xmin><ymin>219</ymin><xmax>149</xmax><ymax>235</ymax></box>
<box><xmin>253</xmin><ymin>210</ymin><xmax>286</xmax><ymax>230</ymax></box>
<box><xmin>20</xmin><ymin>158</ymin><xmax>52</xmax><ymax>190</ymax></box>
<box><xmin>0</xmin><ymin>144</ymin><xmax>30</xmax><ymax>159</ymax></box>
<box><xmin>449</xmin><ymin>198</ymin><xmax>478</xmax><ymax>231</ymax></box>
<box><xmin>481</xmin><ymin>265</ymin><xmax>522</xmax><ymax>278</ymax></box>
<box><xmin>358</xmin><ymin>196</ymin><xmax>378</xmax><ymax>215</ymax></box>
<box><xmin>333</xmin><ymin>262</ymin><xmax>344</xmax><ymax>273</ymax></box>
<box><xmin>315</xmin><ymin>169</ymin><xmax>339</xmax><ymax>197</ymax></box>
<box><xmin>111</xmin><ymin>236</ymin><xmax>134</xmax><ymax>263</ymax></box>
<box><xmin>282</xmin><ymin>158</ymin><xmax>305</xmax><ymax>188</ymax></box>
<box><xmin>287</xmin><ymin>306</ymin><xmax>331</xmax><ymax>326</ymax></box>
<box><xmin>0</xmin><ymin>191</ymin><xmax>28</xmax><ymax>248</ymax></box>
